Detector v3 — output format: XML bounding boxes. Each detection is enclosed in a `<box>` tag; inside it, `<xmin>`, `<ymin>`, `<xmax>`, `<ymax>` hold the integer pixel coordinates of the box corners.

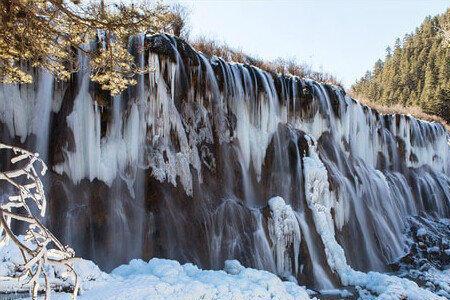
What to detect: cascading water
<box><xmin>0</xmin><ymin>34</ymin><xmax>449</xmax><ymax>294</ymax></box>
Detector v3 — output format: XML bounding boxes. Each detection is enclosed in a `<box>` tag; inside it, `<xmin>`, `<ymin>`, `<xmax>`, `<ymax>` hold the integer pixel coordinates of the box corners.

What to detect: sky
<box><xmin>169</xmin><ymin>0</ymin><xmax>449</xmax><ymax>88</ymax></box>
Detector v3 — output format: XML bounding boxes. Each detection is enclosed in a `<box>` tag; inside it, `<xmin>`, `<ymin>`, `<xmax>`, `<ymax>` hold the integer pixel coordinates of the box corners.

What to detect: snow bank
<box><xmin>406</xmin><ymin>268</ymin><xmax>450</xmax><ymax>298</ymax></box>
<box><xmin>40</xmin><ymin>258</ymin><xmax>311</xmax><ymax>300</ymax></box>
<box><xmin>0</xmin><ymin>239</ymin><xmax>311</xmax><ymax>300</ymax></box>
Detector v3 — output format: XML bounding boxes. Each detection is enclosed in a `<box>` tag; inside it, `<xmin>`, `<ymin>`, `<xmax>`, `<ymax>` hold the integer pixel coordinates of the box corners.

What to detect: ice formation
<box><xmin>0</xmin><ymin>34</ymin><xmax>449</xmax><ymax>298</ymax></box>
<box><xmin>302</xmin><ymin>137</ymin><xmax>445</xmax><ymax>299</ymax></box>
<box><xmin>267</xmin><ymin>196</ymin><xmax>301</xmax><ymax>278</ymax></box>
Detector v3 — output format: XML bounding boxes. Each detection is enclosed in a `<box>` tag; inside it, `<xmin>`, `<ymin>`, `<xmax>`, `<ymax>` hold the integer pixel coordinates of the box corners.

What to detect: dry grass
<box><xmin>191</xmin><ymin>37</ymin><xmax>248</xmax><ymax>65</ymax></box>
<box><xmin>351</xmin><ymin>92</ymin><xmax>450</xmax><ymax>132</ymax></box>
<box><xmin>190</xmin><ymin>37</ymin><xmax>342</xmax><ymax>87</ymax></box>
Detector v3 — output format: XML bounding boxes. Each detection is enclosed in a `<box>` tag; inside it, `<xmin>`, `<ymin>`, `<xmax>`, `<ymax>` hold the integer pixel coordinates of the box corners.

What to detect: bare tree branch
<box><xmin>0</xmin><ymin>143</ymin><xmax>79</xmax><ymax>299</ymax></box>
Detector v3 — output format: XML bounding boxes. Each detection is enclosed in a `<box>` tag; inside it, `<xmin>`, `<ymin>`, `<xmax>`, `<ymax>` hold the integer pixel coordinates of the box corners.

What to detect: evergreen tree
<box><xmin>352</xmin><ymin>9</ymin><xmax>450</xmax><ymax>123</ymax></box>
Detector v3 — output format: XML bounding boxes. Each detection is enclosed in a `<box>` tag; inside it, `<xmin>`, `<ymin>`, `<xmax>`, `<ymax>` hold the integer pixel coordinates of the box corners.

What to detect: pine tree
<box><xmin>352</xmin><ymin>8</ymin><xmax>450</xmax><ymax>123</ymax></box>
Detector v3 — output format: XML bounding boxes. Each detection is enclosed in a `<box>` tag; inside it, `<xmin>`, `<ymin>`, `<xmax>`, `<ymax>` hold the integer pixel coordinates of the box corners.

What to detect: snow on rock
<box><xmin>406</xmin><ymin>268</ymin><xmax>450</xmax><ymax>298</ymax></box>
<box><xmin>0</xmin><ymin>249</ymin><xmax>312</xmax><ymax>300</ymax></box>
<box><xmin>267</xmin><ymin>196</ymin><xmax>301</xmax><ymax>279</ymax></box>
<box><xmin>302</xmin><ymin>136</ymin><xmax>446</xmax><ymax>300</ymax></box>
<box><xmin>40</xmin><ymin>258</ymin><xmax>312</xmax><ymax>300</ymax></box>
<box><xmin>417</xmin><ymin>227</ymin><xmax>427</xmax><ymax>237</ymax></box>
<box><xmin>395</xmin><ymin>217</ymin><xmax>450</xmax><ymax>272</ymax></box>
<box><xmin>319</xmin><ymin>288</ymin><xmax>353</xmax><ymax>298</ymax></box>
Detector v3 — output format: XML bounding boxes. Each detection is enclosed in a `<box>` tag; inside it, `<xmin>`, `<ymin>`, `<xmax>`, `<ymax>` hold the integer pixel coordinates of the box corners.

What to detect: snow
<box><xmin>405</xmin><ymin>268</ymin><xmax>450</xmax><ymax>298</ymax></box>
<box><xmin>0</xmin><ymin>237</ymin><xmax>108</xmax><ymax>294</ymax></box>
<box><xmin>427</xmin><ymin>246</ymin><xmax>440</xmax><ymax>254</ymax></box>
<box><xmin>1</xmin><ymin>35</ymin><xmax>450</xmax><ymax>300</ymax></box>
<box><xmin>0</xmin><ymin>238</ymin><xmax>311</xmax><ymax>300</ymax></box>
<box><xmin>37</xmin><ymin>259</ymin><xmax>311</xmax><ymax>300</ymax></box>
<box><xmin>319</xmin><ymin>288</ymin><xmax>353</xmax><ymax>298</ymax></box>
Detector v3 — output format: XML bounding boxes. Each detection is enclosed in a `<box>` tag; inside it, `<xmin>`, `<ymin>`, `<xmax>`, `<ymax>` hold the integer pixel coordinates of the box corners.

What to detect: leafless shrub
<box><xmin>0</xmin><ymin>143</ymin><xmax>79</xmax><ymax>299</ymax></box>
<box><xmin>169</xmin><ymin>4</ymin><xmax>191</xmax><ymax>39</ymax></box>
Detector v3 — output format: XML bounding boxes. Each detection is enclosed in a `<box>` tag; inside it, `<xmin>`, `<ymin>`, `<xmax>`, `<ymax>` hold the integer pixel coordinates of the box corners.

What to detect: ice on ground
<box><xmin>0</xmin><ymin>240</ymin><xmax>310</xmax><ymax>300</ymax></box>
<box><xmin>405</xmin><ymin>268</ymin><xmax>450</xmax><ymax>298</ymax></box>
<box><xmin>427</xmin><ymin>246</ymin><xmax>441</xmax><ymax>253</ymax></box>
<box><xmin>319</xmin><ymin>288</ymin><xmax>353</xmax><ymax>298</ymax></box>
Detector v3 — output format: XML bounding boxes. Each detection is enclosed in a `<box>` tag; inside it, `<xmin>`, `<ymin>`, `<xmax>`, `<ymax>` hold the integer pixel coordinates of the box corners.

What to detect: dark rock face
<box><xmin>394</xmin><ymin>217</ymin><xmax>450</xmax><ymax>272</ymax></box>
<box><xmin>392</xmin><ymin>217</ymin><xmax>450</xmax><ymax>297</ymax></box>
<box><xmin>0</xmin><ymin>34</ymin><xmax>449</xmax><ymax>290</ymax></box>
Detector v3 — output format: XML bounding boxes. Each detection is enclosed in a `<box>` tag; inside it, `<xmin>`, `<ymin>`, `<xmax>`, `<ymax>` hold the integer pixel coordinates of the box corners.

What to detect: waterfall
<box><xmin>0</xmin><ymin>33</ymin><xmax>449</xmax><ymax>292</ymax></box>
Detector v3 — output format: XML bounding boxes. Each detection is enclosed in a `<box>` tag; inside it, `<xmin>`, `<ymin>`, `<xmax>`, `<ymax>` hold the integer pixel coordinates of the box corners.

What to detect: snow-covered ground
<box><xmin>0</xmin><ymin>239</ymin><xmax>311</xmax><ymax>300</ymax></box>
<box><xmin>2</xmin><ymin>234</ymin><xmax>450</xmax><ymax>299</ymax></box>
<box><xmin>63</xmin><ymin>258</ymin><xmax>311</xmax><ymax>300</ymax></box>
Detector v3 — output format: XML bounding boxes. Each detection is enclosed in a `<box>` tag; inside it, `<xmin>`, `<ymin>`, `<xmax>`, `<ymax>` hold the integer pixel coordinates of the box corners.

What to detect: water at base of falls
<box><xmin>0</xmin><ymin>34</ymin><xmax>449</xmax><ymax>293</ymax></box>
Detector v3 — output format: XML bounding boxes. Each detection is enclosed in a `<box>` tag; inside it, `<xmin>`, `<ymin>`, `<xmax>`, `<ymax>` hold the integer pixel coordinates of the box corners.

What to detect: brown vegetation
<box><xmin>191</xmin><ymin>36</ymin><xmax>343</xmax><ymax>87</ymax></box>
<box><xmin>350</xmin><ymin>92</ymin><xmax>450</xmax><ymax>131</ymax></box>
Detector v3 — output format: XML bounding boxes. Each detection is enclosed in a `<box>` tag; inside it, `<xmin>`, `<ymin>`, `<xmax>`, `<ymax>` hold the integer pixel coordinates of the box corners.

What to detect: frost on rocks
<box><xmin>267</xmin><ymin>196</ymin><xmax>301</xmax><ymax>279</ymax></box>
<box><xmin>406</xmin><ymin>268</ymin><xmax>450</xmax><ymax>298</ymax></box>
<box><xmin>146</xmin><ymin>54</ymin><xmax>203</xmax><ymax>196</ymax></box>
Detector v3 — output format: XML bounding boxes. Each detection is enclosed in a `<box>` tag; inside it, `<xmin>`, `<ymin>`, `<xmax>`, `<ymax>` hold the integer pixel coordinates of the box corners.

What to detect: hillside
<box><xmin>351</xmin><ymin>8</ymin><xmax>450</xmax><ymax>123</ymax></box>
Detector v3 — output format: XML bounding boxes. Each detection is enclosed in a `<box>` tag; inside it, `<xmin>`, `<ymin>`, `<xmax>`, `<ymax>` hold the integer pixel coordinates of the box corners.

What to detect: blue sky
<box><xmin>171</xmin><ymin>0</ymin><xmax>449</xmax><ymax>88</ymax></box>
